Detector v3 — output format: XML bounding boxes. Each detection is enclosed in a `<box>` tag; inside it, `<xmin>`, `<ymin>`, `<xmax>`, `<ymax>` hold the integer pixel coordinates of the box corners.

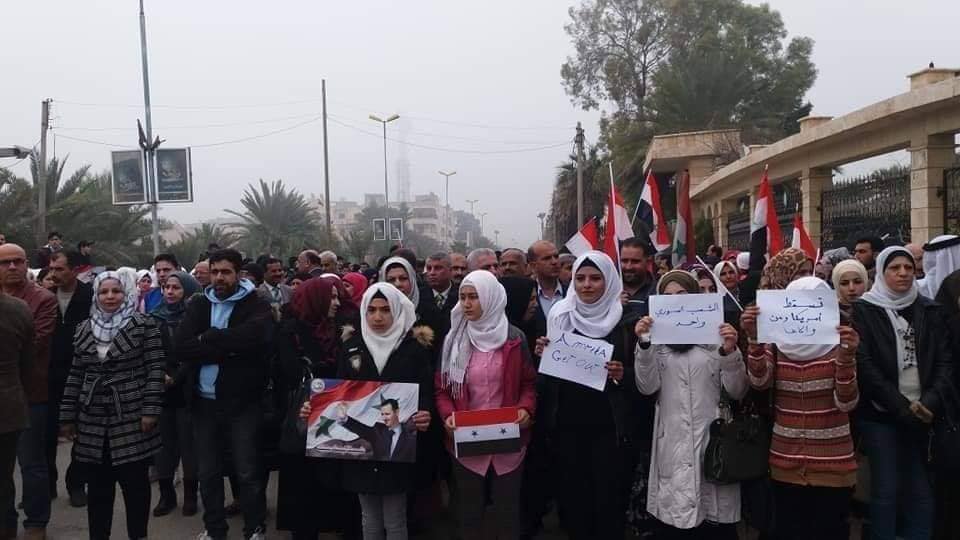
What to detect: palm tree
<box><xmin>30</xmin><ymin>155</ymin><xmax>91</xmax><ymax>246</ymax></box>
<box><xmin>46</xmin><ymin>171</ymin><xmax>155</xmax><ymax>267</ymax></box>
<box><xmin>342</xmin><ymin>226</ymin><xmax>373</xmax><ymax>264</ymax></box>
<box><xmin>167</xmin><ymin>223</ymin><xmax>240</xmax><ymax>266</ymax></box>
<box><xmin>227</xmin><ymin>179</ymin><xmax>323</xmax><ymax>257</ymax></box>
<box><xmin>0</xmin><ymin>171</ymin><xmax>36</xmax><ymax>245</ymax></box>
<box><xmin>547</xmin><ymin>146</ymin><xmax>606</xmax><ymax>243</ymax></box>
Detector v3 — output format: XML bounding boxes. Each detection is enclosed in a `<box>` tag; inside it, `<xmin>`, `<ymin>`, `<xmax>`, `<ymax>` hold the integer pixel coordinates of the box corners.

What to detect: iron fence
<box><xmin>821</xmin><ymin>171</ymin><xmax>911</xmax><ymax>249</ymax></box>
<box><xmin>945</xmin><ymin>167</ymin><xmax>960</xmax><ymax>234</ymax></box>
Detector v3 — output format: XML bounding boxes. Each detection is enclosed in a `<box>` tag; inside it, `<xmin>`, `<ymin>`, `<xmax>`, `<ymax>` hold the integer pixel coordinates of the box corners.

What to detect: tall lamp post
<box><xmin>369</xmin><ymin>113</ymin><xmax>400</xmax><ymax>246</ymax></box>
<box><xmin>537</xmin><ymin>212</ymin><xmax>546</xmax><ymax>240</ymax></box>
<box><xmin>478</xmin><ymin>212</ymin><xmax>488</xmax><ymax>239</ymax></box>
<box><xmin>438</xmin><ymin>170</ymin><xmax>456</xmax><ymax>244</ymax></box>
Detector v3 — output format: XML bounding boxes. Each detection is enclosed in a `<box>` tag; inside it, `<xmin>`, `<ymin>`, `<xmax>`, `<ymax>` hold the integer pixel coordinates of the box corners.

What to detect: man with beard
<box><xmin>449</xmin><ymin>253</ymin><xmax>468</xmax><ymax>286</ymax></box>
<box><xmin>620</xmin><ymin>237</ymin><xmax>656</xmax><ymax>320</ymax></box>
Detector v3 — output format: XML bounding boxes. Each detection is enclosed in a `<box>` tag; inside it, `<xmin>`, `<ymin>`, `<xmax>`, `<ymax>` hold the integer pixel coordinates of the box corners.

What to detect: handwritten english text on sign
<box><xmin>648</xmin><ymin>293</ymin><xmax>724</xmax><ymax>345</ymax></box>
<box><xmin>539</xmin><ymin>332</ymin><xmax>613</xmax><ymax>391</ymax></box>
<box><xmin>756</xmin><ymin>290</ymin><xmax>840</xmax><ymax>345</ymax></box>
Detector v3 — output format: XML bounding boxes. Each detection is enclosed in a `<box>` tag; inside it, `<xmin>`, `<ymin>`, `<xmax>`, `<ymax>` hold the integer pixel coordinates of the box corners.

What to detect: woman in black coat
<box><xmin>853</xmin><ymin>246</ymin><xmax>954</xmax><ymax>540</ymax></box>
<box><xmin>300</xmin><ymin>282</ymin><xmax>433</xmax><ymax>539</ymax></box>
<box><xmin>275</xmin><ymin>277</ymin><xmax>361</xmax><ymax>540</ymax></box>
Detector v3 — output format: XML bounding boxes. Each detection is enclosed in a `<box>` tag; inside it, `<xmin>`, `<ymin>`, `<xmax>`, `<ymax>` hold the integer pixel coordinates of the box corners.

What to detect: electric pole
<box><xmin>575</xmin><ymin>121</ymin><xmax>585</xmax><ymax>228</ymax></box>
<box><xmin>322</xmin><ymin>79</ymin><xmax>333</xmax><ymax>245</ymax></box>
<box><xmin>139</xmin><ymin>0</ymin><xmax>160</xmax><ymax>255</ymax></box>
<box><xmin>36</xmin><ymin>99</ymin><xmax>50</xmax><ymax>248</ymax></box>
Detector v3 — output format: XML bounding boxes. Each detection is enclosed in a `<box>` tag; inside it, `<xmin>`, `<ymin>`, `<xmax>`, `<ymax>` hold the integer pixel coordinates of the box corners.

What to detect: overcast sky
<box><xmin>1</xmin><ymin>1</ymin><xmax>957</xmax><ymax>249</ymax></box>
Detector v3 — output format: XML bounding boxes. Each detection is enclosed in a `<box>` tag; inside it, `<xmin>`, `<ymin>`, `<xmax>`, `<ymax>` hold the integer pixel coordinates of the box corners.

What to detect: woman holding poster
<box><xmin>297</xmin><ymin>282</ymin><xmax>434</xmax><ymax>540</ymax></box>
<box><xmin>436</xmin><ymin>270</ymin><xmax>537</xmax><ymax>540</ymax></box>
<box><xmin>634</xmin><ymin>270</ymin><xmax>746</xmax><ymax>539</ymax></box>
<box><xmin>536</xmin><ymin>251</ymin><xmax>638</xmax><ymax>540</ymax></box>
<box><xmin>852</xmin><ymin>246</ymin><xmax>954</xmax><ymax>540</ymax></box>
<box><xmin>741</xmin><ymin>275</ymin><xmax>861</xmax><ymax>540</ymax></box>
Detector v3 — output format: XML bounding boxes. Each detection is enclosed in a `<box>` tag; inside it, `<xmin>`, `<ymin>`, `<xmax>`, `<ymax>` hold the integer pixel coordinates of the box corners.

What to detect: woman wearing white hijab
<box><xmin>741</xmin><ymin>276</ymin><xmax>861</xmax><ymax>540</ymax></box>
<box><xmin>436</xmin><ymin>270</ymin><xmax>537</xmax><ymax>540</ymax></box>
<box><xmin>852</xmin><ymin>246</ymin><xmax>954</xmax><ymax>540</ymax></box>
<box><xmin>59</xmin><ymin>271</ymin><xmax>166</xmax><ymax>540</ymax></box>
<box><xmin>297</xmin><ymin>283</ymin><xmax>433</xmax><ymax>540</ymax></box>
<box><xmin>535</xmin><ymin>251</ymin><xmax>636</xmax><ymax>540</ymax></box>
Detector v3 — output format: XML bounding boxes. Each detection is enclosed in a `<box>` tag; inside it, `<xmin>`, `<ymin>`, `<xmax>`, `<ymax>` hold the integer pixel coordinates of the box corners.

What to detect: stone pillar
<box><xmin>687</xmin><ymin>156</ymin><xmax>715</xmax><ymax>192</ymax></box>
<box><xmin>910</xmin><ymin>133</ymin><xmax>955</xmax><ymax>243</ymax></box>
<box><xmin>800</xmin><ymin>167</ymin><xmax>833</xmax><ymax>248</ymax></box>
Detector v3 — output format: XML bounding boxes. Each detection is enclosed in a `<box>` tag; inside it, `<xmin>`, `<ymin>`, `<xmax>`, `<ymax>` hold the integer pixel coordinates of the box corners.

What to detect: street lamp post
<box><xmin>0</xmin><ymin>146</ymin><xmax>32</xmax><ymax>159</ymax></box>
<box><xmin>478</xmin><ymin>212</ymin><xmax>487</xmax><ymax>238</ymax></box>
<box><xmin>537</xmin><ymin>212</ymin><xmax>546</xmax><ymax>240</ymax></box>
<box><xmin>438</xmin><ymin>170</ymin><xmax>456</xmax><ymax>244</ymax></box>
<box><xmin>369</xmin><ymin>113</ymin><xmax>400</xmax><ymax>246</ymax></box>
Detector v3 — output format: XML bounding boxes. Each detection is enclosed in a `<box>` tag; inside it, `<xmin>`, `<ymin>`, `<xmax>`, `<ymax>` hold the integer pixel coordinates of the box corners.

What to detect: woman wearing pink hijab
<box><xmin>342</xmin><ymin>272</ymin><xmax>369</xmax><ymax>306</ymax></box>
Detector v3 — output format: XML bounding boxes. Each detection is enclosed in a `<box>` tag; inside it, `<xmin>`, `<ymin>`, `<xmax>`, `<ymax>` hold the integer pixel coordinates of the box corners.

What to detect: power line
<box><xmin>326</xmin><ymin>99</ymin><xmax>572</xmax><ymax>131</ymax></box>
<box><xmin>53</xmin><ymin>112</ymin><xmax>324</xmax><ymax>131</ymax></box>
<box><xmin>327</xmin><ymin>117</ymin><xmax>570</xmax><ymax>155</ymax></box>
<box><xmin>326</xmin><ymin>113</ymin><xmax>563</xmax><ymax>145</ymax></box>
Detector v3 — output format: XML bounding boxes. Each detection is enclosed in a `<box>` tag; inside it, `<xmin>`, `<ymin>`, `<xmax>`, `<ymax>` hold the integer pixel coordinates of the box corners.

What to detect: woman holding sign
<box><xmin>741</xmin><ymin>276</ymin><xmax>861</xmax><ymax>540</ymax></box>
<box><xmin>536</xmin><ymin>251</ymin><xmax>639</xmax><ymax>540</ymax></box>
<box><xmin>634</xmin><ymin>270</ymin><xmax>746</xmax><ymax>539</ymax></box>
<box><xmin>436</xmin><ymin>270</ymin><xmax>537</xmax><ymax>540</ymax></box>
<box><xmin>297</xmin><ymin>282</ymin><xmax>434</xmax><ymax>540</ymax></box>
<box><xmin>852</xmin><ymin>246</ymin><xmax>954</xmax><ymax>540</ymax></box>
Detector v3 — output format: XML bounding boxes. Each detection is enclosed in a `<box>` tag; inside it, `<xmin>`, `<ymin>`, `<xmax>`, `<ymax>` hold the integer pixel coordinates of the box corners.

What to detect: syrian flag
<box><xmin>671</xmin><ymin>170</ymin><xmax>695</xmax><ymax>267</ymax></box>
<box><xmin>749</xmin><ymin>166</ymin><xmax>783</xmax><ymax>263</ymax></box>
<box><xmin>453</xmin><ymin>407</ymin><xmax>521</xmax><ymax>458</ymax></box>
<box><xmin>565</xmin><ymin>217</ymin><xmax>599</xmax><ymax>256</ymax></box>
<box><xmin>791</xmin><ymin>213</ymin><xmax>816</xmax><ymax>259</ymax></box>
<box><xmin>603</xmin><ymin>163</ymin><xmax>632</xmax><ymax>265</ymax></box>
<box><xmin>634</xmin><ymin>170</ymin><xmax>671</xmax><ymax>252</ymax></box>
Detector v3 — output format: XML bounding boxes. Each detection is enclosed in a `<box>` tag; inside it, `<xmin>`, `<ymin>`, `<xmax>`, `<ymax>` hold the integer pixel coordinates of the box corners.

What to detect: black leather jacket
<box><xmin>852</xmin><ymin>295</ymin><xmax>954</xmax><ymax>427</ymax></box>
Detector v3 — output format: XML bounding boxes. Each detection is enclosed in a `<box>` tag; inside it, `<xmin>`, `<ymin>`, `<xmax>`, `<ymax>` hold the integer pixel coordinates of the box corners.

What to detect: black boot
<box><xmin>182</xmin><ymin>478</ymin><xmax>199</xmax><ymax>516</ymax></box>
<box><xmin>152</xmin><ymin>479</ymin><xmax>177</xmax><ymax>517</ymax></box>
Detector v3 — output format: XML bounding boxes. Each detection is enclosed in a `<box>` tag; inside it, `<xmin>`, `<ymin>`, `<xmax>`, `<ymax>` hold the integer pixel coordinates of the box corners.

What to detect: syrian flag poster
<box><xmin>306</xmin><ymin>378</ymin><xmax>419</xmax><ymax>463</ymax></box>
<box><xmin>453</xmin><ymin>407</ymin><xmax>522</xmax><ymax>458</ymax></box>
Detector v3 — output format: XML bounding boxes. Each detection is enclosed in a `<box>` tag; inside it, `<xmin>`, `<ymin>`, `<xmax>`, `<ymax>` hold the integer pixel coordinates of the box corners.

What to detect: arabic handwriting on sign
<box><xmin>675</xmin><ymin>319</ymin><xmax>706</xmax><ymax>328</ymax></box>
<box><xmin>782</xmin><ymin>296</ymin><xmax>825</xmax><ymax>309</ymax></box>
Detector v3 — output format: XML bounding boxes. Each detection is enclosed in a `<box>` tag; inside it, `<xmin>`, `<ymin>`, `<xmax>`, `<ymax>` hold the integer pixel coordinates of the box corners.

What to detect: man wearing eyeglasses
<box><xmin>0</xmin><ymin>244</ymin><xmax>57</xmax><ymax>539</ymax></box>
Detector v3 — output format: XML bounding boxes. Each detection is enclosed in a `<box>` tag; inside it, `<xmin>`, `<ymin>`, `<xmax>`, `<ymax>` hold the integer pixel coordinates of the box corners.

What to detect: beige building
<box><xmin>643</xmin><ymin>67</ymin><xmax>960</xmax><ymax>249</ymax></box>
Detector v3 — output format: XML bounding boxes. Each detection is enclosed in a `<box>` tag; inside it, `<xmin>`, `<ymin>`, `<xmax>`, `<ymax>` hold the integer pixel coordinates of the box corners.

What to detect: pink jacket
<box><xmin>434</xmin><ymin>335</ymin><xmax>538</xmax><ymax>448</ymax></box>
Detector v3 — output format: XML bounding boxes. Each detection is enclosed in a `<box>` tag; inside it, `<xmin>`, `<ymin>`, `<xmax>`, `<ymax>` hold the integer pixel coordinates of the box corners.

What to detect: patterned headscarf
<box><xmin>90</xmin><ymin>271</ymin><xmax>139</xmax><ymax>345</ymax></box>
<box><xmin>759</xmin><ymin>248</ymin><xmax>810</xmax><ymax>290</ymax></box>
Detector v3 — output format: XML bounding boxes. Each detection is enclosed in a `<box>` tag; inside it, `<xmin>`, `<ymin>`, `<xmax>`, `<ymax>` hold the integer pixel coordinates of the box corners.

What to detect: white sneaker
<box><xmin>196</xmin><ymin>531</ymin><xmax>219</xmax><ymax>540</ymax></box>
<box><xmin>246</xmin><ymin>528</ymin><xmax>266</xmax><ymax>540</ymax></box>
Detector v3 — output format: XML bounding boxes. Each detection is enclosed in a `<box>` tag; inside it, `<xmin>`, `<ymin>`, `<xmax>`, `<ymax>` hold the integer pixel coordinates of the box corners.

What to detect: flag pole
<box><xmin>609</xmin><ymin>162</ymin><xmax>623</xmax><ymax>275</ymax></box>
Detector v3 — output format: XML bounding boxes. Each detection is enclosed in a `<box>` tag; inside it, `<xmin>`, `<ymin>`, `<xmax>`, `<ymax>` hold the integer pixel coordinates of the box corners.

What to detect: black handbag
<box><xmin>703</xmin><ymin>383</ymin><xmax>771</xmax><ymax>484</ymax></box>
<box><xmin>928</xmin><ymin>383</ymin><xmax>960</xmax><ymax>472</ymax></box>
<box><xmin>277</xmin><ymin>357</ymin><xmax>314</xmax><ymax>456</ymax></box>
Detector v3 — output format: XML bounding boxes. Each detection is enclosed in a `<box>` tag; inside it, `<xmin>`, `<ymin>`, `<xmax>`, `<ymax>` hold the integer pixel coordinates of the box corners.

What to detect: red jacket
<box><xmin>434</xmin><ymin>334</ymin><xmax>538</xmax><ymax>448</ymax></box>
<box><xmin>8</xmin><ymin>281</ymin><xmax>57</xmax><ymax>404</ymax></box>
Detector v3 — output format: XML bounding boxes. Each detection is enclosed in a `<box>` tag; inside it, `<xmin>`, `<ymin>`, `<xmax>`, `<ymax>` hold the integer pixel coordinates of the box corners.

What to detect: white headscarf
<box><xmin>918</xmin><ymin>235</ymin><xmax>960</xmax><ymax>299</ymax></box>
<box><xmin>440</xmin><ymin>270</ymin><xmax>509</xmax><ymax>397</ymax></box>
<box><xmin>779</xmin><ymin>277</ymin><xmax>838</xmax><ymax>361</ymax></box>
<box><xmin>378</xmin><ymin>256</ymin><xmax>420</xmax><ymax>307</ymax></box>
<box><xmin>547</xmin><ymin>251</ymin><xmax>623</xmax><ymax>340</ymax></box>
<box><xmin>861</xmin><ymin>246</ymin><xmax>919</xmax><ymax>310</ymax></box>
<box><xmin>360</xmin><ymin>283</ymin><xmax>418</xmax><ymax>374</ymax></box>
<box><xmin>89</xmin><ymin>271</ymin><xmax>139</xmax><ymax>346</ymax></box>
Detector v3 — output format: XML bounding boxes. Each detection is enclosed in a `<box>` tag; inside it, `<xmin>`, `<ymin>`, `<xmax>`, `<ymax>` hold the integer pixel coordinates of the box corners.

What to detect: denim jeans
<box><xmin>155</xmin><ymin>407</ymin><xmax>197</xmax><ymax>482</ymax></box>
<box><xmin>5</xmin><ymin>404</ymin><xmax>50</xmax><ymax>530</ymax></box>
<box><xmin>859</xmin><ymin>419</ymin><xmax>933</xmax><ymax>540</ymax></box>
<box><xmin>192</xmin><ymin>398</ymin><xmax>265</xmax><ymax>538</ymax></box>
<box><xmin>357</xmin><ymin>493</ymin><xmax>407</xmax><ymax>540</ymax></box>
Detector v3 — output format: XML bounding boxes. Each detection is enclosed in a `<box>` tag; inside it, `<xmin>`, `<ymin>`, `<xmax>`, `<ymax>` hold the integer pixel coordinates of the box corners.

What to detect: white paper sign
<box><xmin>649</xmin><ymin>293</ymin><xmax>724</xmax><ymax>345</ymax></box>
<box><xmin>539</xmin><ymin>332</ymin><xmax>613</xmax><ymax>391</ymax></box>
<box><xmin>756</xmin><ymin>290</ymin><xmax>840</xmax><ymax>345</ymax></box>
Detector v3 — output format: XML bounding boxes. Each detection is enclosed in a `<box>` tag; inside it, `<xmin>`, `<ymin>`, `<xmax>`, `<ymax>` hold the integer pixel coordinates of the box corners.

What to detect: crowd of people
<box><xmin>1</xmin><ymin>230</ymin><xmax>959</xmax><ymax>540</ymax></box>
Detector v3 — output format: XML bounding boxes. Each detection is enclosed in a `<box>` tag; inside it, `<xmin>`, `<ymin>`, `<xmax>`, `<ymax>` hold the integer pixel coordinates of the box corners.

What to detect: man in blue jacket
<box><xmin>175</xmin><ymin>249</ymin><xmax>272</xmax><ymax>540</ymax></box>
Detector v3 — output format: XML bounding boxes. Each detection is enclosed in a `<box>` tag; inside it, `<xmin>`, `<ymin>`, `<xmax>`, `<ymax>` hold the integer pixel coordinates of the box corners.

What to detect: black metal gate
<box><xmin>723</xmin><ymin>182</ymin><xmax>799</xmax><ymax>252</ymax></box>
<box><xmin>820</xmin><ymin>170</ymin><xmax>911</xmax><ymax>249</ymax></box>
<box><xmin>944</xmin><ymin>167</ymin><xmax>960</xmax><ymax>234</ymax></box>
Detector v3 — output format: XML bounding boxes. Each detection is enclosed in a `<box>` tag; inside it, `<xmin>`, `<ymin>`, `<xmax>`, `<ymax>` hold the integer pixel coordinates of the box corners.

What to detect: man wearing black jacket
<box><xmin>45</xmin><ymin>251</ymin><xmax>92</xmax><ymax>507</ymax></box>
<box><xmin>175</xmin><ymin>249</ymin><xmax>272</xmax><ymax>540</ymax></box>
